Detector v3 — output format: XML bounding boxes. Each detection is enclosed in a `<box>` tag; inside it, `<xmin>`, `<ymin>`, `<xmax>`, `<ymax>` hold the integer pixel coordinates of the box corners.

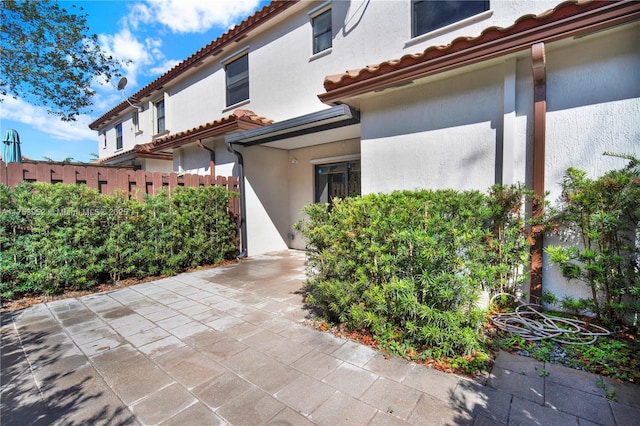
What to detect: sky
<box><xmin>1</xmin><ymin>0</ymin><xmax>270</xmax><ymax>163</ymax></box>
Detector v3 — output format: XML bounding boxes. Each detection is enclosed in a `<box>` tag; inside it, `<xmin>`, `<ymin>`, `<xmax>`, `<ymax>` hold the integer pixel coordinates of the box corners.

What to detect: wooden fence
<box><xmin>0</xmin><ymin>160</ymin><xmax>240</xmax><ymax>215</ymax></box>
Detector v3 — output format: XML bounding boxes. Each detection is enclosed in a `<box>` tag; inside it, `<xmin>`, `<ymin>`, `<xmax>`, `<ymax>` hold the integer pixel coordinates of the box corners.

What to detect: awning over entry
<box><xmin>225</xmin><ymin>104</ymin><xmax>360</xmax><ymax>149</ymax></box>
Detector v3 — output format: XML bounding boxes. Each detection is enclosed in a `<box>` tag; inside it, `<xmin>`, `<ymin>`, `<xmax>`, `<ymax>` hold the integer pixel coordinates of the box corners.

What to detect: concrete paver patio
<box><xmin>2</xmin><ymin>250</ymin><xmax>639</xmax><ymax>425</ymax></box>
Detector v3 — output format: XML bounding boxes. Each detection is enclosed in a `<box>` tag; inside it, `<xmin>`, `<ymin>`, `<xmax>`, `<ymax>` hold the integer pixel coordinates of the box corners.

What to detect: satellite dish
<box><xmin>117</xmin><ymin>77</ymin><xmax>128</xmax><ymax>91</ymax></box>
<box><xmin>116</xmin><ymin>76</ymin><xmax>142</xmax><ymax>111</ymax></box>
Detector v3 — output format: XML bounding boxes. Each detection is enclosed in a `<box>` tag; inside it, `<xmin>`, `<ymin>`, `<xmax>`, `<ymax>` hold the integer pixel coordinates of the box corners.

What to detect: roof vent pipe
<box><xmin>225</xmin><ymin>140</ymin><xmax>248</xmax><ymax>258</ymax></box>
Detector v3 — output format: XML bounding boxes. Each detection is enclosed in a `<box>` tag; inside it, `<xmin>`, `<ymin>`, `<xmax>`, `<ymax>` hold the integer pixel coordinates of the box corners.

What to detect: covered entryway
<box><xmin>225</xmin><ymin>105</ymin><xmax>361</xmax><ymax>252</ymax></box>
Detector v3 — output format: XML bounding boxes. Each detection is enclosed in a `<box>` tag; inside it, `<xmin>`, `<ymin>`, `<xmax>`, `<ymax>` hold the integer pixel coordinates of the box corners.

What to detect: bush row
<box><xmin>0</xmin><ymin>182</ymin><xmax>238</xmax><ymax>298</ymax></box>
<box><xmin>296</xmin><ymin>185</ymin><xmax>533</xmax><ymax>359</ymax></box>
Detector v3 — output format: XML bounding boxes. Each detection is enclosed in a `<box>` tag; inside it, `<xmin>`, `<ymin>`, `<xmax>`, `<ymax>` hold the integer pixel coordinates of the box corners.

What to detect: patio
<box><xmin>2</xmin><ymin>250</ymin><xmax>638</xmax><ymax>425</ymax></box>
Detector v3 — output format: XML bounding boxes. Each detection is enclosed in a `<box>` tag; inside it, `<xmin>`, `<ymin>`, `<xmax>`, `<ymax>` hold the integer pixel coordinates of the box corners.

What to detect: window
<box><xmin>132</xmin><ymin>110</ymin><xmax>139</xmax><ymax>133</ymax></box>
<box><xmin>226</xmin><ymin>54</ymin><xmax>249</xmax><ymax>106</ymax></box>
<box><xmin>412</xmin><ymin>0</ymin><xmax>489</xmax><ymax>37</ymax></box>
<box><xmin>155</xmin><ymin>100</ymin><xmax>165</xmax><ymax>134</ymax></box>
<box><xmin>102</xmin><ymin>131</ymin><xmax>106</xmax><ymax>149</ymax></box>
<box><xmin>312</xmin><ymin>9</ymin><xmax>332</xmax><ymax>54</ymax></box>
<box><xmin>115</xmin><ymin>123</ymin><xmax>123</xmax><ymax>150</ymax></box>
<box><xmin>315</xmin><ymin>160</ymin><xmax>360</xmax><ymax>204</ymax></box>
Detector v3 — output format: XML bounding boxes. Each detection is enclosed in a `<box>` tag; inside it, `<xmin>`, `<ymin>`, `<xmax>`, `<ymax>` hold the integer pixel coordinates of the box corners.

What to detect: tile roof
<box><xmin>138</xmin><ymin>109</ymin><xmax>273</xmax><ymax>153</ymax></box>
<box><xmin>320</xmin><ymin>0</ymin><xmax>640</xmax><ymax>104</ymax></box>
<box><xmin>98</xmin><ymin>109</ymin><xmax>271</xmax><ymax>164</ymax></box>
<box><xmin>89</xmin><ymin>0</ymin><xmax>298</xmax><ymax>130</ymax></box>
<box><xmin>97</xmin><ymin>148</ymin><xmax>136</xmax><ymax>164</ymax></box>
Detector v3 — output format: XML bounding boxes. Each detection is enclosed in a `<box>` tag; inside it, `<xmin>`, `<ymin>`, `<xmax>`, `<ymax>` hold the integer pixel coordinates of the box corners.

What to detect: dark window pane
<box><xmin>315</xmin><ymin>160</ymin><xmax>360</xmax><ymax>204</ymax></box>
<box><xmin>413</xmin><ymin>0</ymin><xmax>489</xmax><ymax>37</ymax></box>
<box><xmin>314</xmin><ymin>32</ymin><xmax>332</xmax><ymax>54</ymax></box>
<box><xmin>116</xmin><ymin>123</ymin><xmax>123</xmax><ymax>150</ymax></box>
<box><xmin>155</xmin><ymin>100</ymin><xmax>165</xmax><ymax>133</ymax></box>
<box><xmin>226</xmin><ymin>55</ymin><xmax>249</xmax><ymax>106</ymax></box>
<box><xmin>312</xmin><ymin>9</ymin><xmax>332</xmax><ymax>54</ymax></box>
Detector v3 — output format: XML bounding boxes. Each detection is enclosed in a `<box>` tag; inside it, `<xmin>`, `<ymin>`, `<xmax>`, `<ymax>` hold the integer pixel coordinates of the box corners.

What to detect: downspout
<box><xmin>226</xmin><ymin>140</ymin><xmax>248</xmax><ymax>258</ymax></box>
<box><xmin>196</xmin><ymin>139</ymin><xmax>216</xmax><ymax>176</ymax></box>
<box><xmin>530</xmin><ymin>42</ymin><xmax>546</xmax><ymax>303</ymax></box>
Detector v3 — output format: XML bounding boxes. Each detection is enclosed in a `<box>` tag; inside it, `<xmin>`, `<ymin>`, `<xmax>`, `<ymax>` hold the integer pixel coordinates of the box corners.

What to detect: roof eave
<box><xmin>146</xmin><ymin>116</ymin><xmax>268</xmax><ymax>153</ymax></box>
<box><xmin>225</xmin><ymin>104</ymin><xmax>359</xmax><ymax>146</ymax></box>
<box><xmin>89</xmin><ymin>0</ymin><xmax>300</xmax><ymax>130</ymax></box>
<box><xmin>319</xmin><ymin>0</ymin><xmax>640</xmax><ymax>105</ymax></box>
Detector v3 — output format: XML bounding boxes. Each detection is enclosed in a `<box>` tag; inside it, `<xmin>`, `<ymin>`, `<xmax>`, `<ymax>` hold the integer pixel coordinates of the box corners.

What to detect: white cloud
<box><xmin>93</xmin><ymin>0</ymin><xmax>260</xmax><ymax>97</ymax></box>
<box><xmin>149</xmin><ymin>59</ymin><xmax>181</xmax><ymax>76</ymax></box>
<box><xmin>91</xmin><ymin>0</ymin><xmax>262</xmax><ymax>117</ymax></box>
<box><xmin>98</xmin><ymin>28</ymin><xmax>160</xmax><ymax>87</ymax></box>
<box><xmin>132</xmin><ymin>0</ymin><xmax>260</xmax><ymax>34</ymax></box>
<box><xmin>0</xmin><ymin>97</ymin><xmax>96</xmax><ymax>142</ymax></box>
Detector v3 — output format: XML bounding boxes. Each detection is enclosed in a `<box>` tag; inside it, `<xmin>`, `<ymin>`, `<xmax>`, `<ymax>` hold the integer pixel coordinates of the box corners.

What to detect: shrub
<box><xmin>296</xmin><ymin>185</ymin><xmax>534</xmax><ymax>360</ymax></box>
<box><xmin>298</xmin><ymin>190</ymin><xmax>486</xmax><ymax>357</ymax></box>
<box><xmin>0</xmin><ymin>182</ymin><xmax>238</xmax><ymax>299</ymax></box>
<box><xmin>546</xmin><ymin>154</ymin><xmax>640</xmax><ymax>327</ymax></box>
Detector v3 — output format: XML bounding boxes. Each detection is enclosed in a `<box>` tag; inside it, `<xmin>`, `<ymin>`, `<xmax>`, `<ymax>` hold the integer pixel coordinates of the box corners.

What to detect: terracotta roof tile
<box><xmin>97</xmin><ymin>148</ymin><xmax>137</xmax><ymax>164</ymax></box>
<box><xmin>321</xmin><ymin>0</ymin><xmax>639</xmax><ymax>102</ymax></box>
<box><xmin>89</xmin><ymin>1</ymin><xmax>298</xmax><ymax>130</ymax></box>
<box><xmin>137</xmin><ymin>109</ymin><xmax>273</xmax><ymax>153</ymax></box>
<box><xmin>98</xmin><ymin>109</ymin><xmax>271</xmax><ymax>164</ymax></box>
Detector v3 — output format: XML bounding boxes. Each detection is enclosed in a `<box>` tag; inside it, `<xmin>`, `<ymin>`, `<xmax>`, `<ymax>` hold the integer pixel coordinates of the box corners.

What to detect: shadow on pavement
<box><xmin>1</xmin><ymin>310</ymin><xmax>136</xmax><ymax>425</ymax></box>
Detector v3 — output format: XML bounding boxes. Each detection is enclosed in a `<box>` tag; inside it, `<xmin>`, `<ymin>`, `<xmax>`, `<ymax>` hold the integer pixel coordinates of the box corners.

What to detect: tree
<box><xmin>0</xmin><ymin>0</ymin><xmax>123</xmax><ymax>121</ymax></box>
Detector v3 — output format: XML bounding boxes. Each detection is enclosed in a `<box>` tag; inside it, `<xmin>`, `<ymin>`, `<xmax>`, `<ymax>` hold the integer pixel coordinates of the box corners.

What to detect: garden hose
<box><xmin>489</xmin><ymin>293</ymin><xmax>610</xmax><ymax>345</ymax></box>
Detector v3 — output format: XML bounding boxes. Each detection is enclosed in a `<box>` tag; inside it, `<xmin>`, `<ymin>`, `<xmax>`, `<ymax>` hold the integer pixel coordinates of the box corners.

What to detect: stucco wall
<box><xmin>541</xmin><ymin>24</ymin><xmax>640</xmax><ymax>303</ymax></box>
<box><xmin>176</xmin><ymin>139</ymin><xmax>290</xmax><ymax>255</ymax></box>
<box><xmin>140</xmin><ymin>158</ymin><xmax>173</xmax><ymax>173</ymax></box>
<box><xmin>357</xmin><ymin>22</ymin><xmax>639</xmax><ymax>304</ymax></box>
<box><xmin>243</xmin><ymin>145</ymin><xmax>290</xmax><ymax>255</ymax></box>
<box><xmin>360</xmin><ymin>63</ymin><xmax>504</xmax><ymax>194</ymax></box>
<box><xmin>287</xmin><ymin>138</ymin><xmax>361</xmax><ymax>250</ymax></box>
<box><xmin>98</xmin><ymin>0</ymin><xmax>558</xmax><ymax>159</ymax></box>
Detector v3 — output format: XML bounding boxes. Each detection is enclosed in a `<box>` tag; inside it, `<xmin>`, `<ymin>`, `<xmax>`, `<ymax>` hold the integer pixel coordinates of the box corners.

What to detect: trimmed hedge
<box><xmin>296</xmin><ymin>186</ymin><xmax>532</xmax><ymax>359</ymax></box>
<box><xmin>0</xmin><ymin>182</ymin><xmax>238</xmax><ymax>298</ymax></box>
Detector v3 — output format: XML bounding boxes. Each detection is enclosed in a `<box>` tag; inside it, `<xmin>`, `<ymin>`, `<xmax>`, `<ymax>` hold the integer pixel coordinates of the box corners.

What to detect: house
<box><xmin>90</xmin><ymin>0</ymin><xmax>640</xmax><ymax>301</ymax></box>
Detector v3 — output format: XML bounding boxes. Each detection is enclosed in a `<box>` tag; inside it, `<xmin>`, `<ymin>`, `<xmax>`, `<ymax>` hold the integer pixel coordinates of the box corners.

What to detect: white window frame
<box><xmin>223</xmin><ymin>47</ymin><xmax>250</xmax><ymax>108</ymax></box>
<box><xmin>408</xmin><ymin>0</ymin><xmax>492</xmax><ymax>47</ymax></box>
<box><xmin>115</xmin><ymin>123</ymin><xmax>123</xmax><ymax>151</ymax></box>
<box><xmin>132</xmin><ymin>109</ymin><xmax>140</xmax><ymax>134</ymax></box>
<box><xmin>309</xmin><ymin>1</ymin><xmax>332</xmax><ymax>60</ymax></box>
<box><xmin>154</xmin><ymin>98</ymin><xmax>166</xmax><ymax>135</ymax></box>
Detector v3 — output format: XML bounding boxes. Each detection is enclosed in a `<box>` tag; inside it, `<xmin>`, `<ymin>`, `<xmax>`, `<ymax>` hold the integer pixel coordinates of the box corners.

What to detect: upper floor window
<box><xmin>101</xmin><ymin>131</ymin><xmax>106</xmax><ymax>149</ymax></box>
<box><xmin>226</xmin><ymin>54</ymin><xmax>249</xmax><ymax>107</ymax></box>
<box><xmin>312</xmin><ymin>8</ymin><xmax>332</xmax><ymax>54</ymax></box>
<box><xmin>412</xmin><ymin>0</ymin><xmax>489</xmax><ymax>37</ymax></box>
<box><xmin>132</xmin><ymin>109</ymin><xmax>140</xmax><ymax>133</ymax></box>
<box><xmin>115</xmin><ymin>123</ymin><xmax>123</xmax><ymax>150</ymax></box>
<box><xmin>155</xmin><ymin>100</ymin><xmax>165</xmax><ymax>134</ymax></box>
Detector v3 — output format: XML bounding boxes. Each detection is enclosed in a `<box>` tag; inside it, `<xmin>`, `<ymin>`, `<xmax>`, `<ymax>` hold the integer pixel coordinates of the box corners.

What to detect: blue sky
<box><xmin>1</xmin><ymin>0</ymin><xmax>269</xmax><ymax>162</ymax></box>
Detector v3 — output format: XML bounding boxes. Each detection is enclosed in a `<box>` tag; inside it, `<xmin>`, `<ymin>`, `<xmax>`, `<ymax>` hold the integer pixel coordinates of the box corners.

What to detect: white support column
<box><xmin>502</xmin><ymin>57</ymin><xmax>517</xmax><ymax>185</ymax></box>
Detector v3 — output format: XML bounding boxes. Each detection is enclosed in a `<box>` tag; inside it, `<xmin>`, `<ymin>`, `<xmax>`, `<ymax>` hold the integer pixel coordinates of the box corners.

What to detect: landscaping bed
<box><xmin>1</xmin><ymin>259</ymin><xmax>239</xmax><ymax>312</ymax></box>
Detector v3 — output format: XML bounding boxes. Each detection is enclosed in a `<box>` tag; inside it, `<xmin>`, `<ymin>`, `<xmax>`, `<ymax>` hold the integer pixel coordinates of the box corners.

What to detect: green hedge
<box><xmin>0</xmin><ymin>182</ymin><xmax>238</xmax><ymax>298</ymax></box>
<box><xmin>296</xmin><ymin>186</ymin><xmax>532</xmax><ymax>359</ymax></box>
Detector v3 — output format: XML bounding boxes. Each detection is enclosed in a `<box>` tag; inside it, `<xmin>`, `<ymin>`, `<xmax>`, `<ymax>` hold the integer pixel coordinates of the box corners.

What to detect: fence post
<box><xmin>152</xmin><ymin>172</ymin><xmax>163</xmax><ymax>195</ymax></box>
<box><xmin>85</xmin><ymin>166</ymin><xmax>99</xmax><ymax>191</ymax></box>
<box><xmin>63</xmin><ymin>165</ymin><xmax>77</xmax><ymax>184</ymax></box>
<box><xmin>0</xmin><ymin>161</ymin><xmax>6</xmax><ymax>185</ymax></box>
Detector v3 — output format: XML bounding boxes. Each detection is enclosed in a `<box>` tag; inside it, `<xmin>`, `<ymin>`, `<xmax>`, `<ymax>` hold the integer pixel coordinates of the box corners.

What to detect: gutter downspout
<box><xmin>530</xmin><ymin>42</ymin><xmax>546</xmax><ymax>303</ymax></box>
<box><xmin>226</xmin><ymin>140</ymin><xmax>248</xmax><ymax>258</ymax></box>
<box><xmin>196</xmin><ymin>139</ymin><xmax>216</xmax><ymax>176</ymax></box>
